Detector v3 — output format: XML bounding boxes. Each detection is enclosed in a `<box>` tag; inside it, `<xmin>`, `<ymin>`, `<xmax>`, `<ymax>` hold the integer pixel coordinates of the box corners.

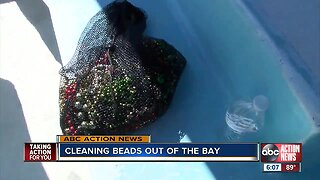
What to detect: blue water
<box><xmin>50</xmin><ymin>0</ymin><xmax>315</xmax><ymax>179</ymax></box>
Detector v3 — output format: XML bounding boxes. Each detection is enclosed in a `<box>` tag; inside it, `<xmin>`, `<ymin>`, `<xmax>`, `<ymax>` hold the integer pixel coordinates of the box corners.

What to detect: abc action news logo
<box><xmin>261</xmin><ymin>143</ymin><xmax>302</xmax><ymax>163</ymax></box>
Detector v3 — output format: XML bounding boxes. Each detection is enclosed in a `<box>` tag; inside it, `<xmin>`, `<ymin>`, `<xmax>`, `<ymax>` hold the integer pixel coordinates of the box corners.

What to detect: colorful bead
<box><xmin>75</xmin><ymin>102</ymin><xmax>81</xmax><ymax>109</ymax></box>
<box><xmin>59</xmin><ymin>36</ymin><xmax>186</xmax><ymax>135</ymax></box>
<box><xmin>77</xmin><ymin>112</ymin><xmax>84</xmax><ymax>119</ymax></box>
<box><xmin>83</xmin><ymin>104</ymin><xmax>88</xmax><ymax>111</ymax></box>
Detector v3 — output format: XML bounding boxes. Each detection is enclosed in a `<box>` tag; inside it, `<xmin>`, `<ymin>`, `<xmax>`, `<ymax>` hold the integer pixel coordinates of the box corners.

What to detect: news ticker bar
<box><xmin>263</xmin><ymin>163</ymin><xmax>301</xmax><ymax>173</ymax></box>
<box><xmin>25</xmin><ymin>143</ymin><xmax>259</xmax><ymax>162</ymax></box>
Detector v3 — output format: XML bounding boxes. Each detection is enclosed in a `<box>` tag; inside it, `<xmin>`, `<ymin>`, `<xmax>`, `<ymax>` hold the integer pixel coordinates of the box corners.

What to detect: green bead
<box><xmin>157</xmin><ymin>75</ymin><xmax>165</xmax><ymax>84</ymax></box>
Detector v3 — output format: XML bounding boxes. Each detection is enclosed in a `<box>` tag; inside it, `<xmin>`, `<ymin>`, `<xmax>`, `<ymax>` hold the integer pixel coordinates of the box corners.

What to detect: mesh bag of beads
<box><xmin>59</xmin><ymin>0</ymin><xmax>186</xmax><ymax>135</ymax></box>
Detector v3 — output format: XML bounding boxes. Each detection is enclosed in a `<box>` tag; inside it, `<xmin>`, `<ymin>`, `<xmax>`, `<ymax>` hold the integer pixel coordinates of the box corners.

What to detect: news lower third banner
<box><xmin>58</xmin><ymin>143</ymin><xmax>258</xmax><ymax>161</ymax></box>
<box><xmin>24</xmin><ymin>135</ymin><xmax>259</xmax><ymax>162</ymax></box>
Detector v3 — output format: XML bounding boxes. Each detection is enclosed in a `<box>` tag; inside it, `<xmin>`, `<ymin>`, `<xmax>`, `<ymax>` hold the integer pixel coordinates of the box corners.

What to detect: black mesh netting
<box><xmin>59</xmin><ymin>1</ymin><xmax>186</xmax><ymax>135</ymax></box>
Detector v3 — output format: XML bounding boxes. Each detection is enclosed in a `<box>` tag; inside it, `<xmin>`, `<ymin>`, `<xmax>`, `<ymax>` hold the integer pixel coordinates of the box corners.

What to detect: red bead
<box><xmin>70</xmin><ymin>126</ymin><xmax>74</xmax><ymax>131</ymax></box>
<box><xmin>68</xmin><ymin>120</ymin><xmax>72</xmax><ymax>124</ymax></box>
<box><xmin>104</xmin><ymin>59</ymin><xmax>109</xmax><ymax>65</ymax></box>
<box><xmin>107</xmin><ymin>66</ymin><xmax>114</xmax><ymax>72</ymax></box>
